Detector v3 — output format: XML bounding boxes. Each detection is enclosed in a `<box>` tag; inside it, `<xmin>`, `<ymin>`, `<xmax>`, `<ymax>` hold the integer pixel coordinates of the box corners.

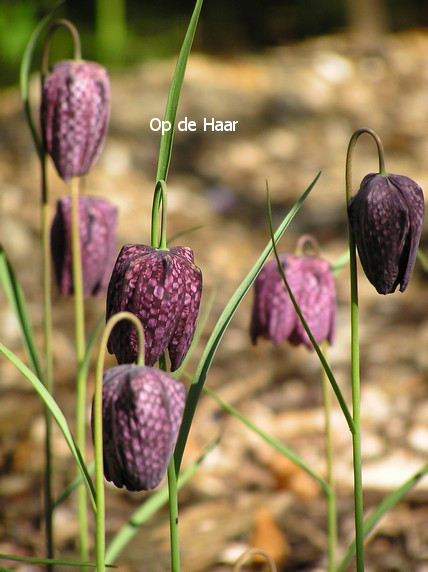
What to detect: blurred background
<box><xmin>1</xmin><ymin>1</ymin><xmax>428</xmax><ymax>570</ymax></box>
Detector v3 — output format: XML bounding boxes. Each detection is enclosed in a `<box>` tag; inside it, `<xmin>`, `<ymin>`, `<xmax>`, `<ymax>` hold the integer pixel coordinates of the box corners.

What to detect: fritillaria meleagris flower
<box><xmin>51</xmin><ymin>195</ymin><xmax>118</xmax><ymax>297</ymax></box>
<box><xmin>106</xmin><ymin>244</ymin><xmax>202</xmax><ymax>371</ymax></box>
<box><xmin>250</xmin><ymin>254</ymin><xmax>337</xmax><ymax>350</ymax></box>
<box><xmin>93</xmin><ymin>365</ymin><xmax>186</xmax><ymax>491</ymax></box>
<box><xmin>41</xmin><ymin>60</ymin><xmax>110</xmax><ymax>182</ymax></box>
<box><xmin>348</xmin><ymin>173</ymin><xmax>425</xmax><ymax>294</ymax></box>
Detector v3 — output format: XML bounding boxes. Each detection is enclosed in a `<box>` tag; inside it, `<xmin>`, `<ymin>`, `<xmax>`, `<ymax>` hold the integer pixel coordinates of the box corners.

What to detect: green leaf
<box><xmin>0</xmin><ymin>553</ymin><xmax>114</xmax><ymax>568</ymax></box>
<box><xmin>173</xmin><ymin>287</ymin><xmax>216</xmax><ymax>379</ymax></box>
<box><xmin>265</xmin><ymin>188</ymin><xmax>355</xmax><ymax>433</ymax></box>
<box><xmin>20</xmin><ymin>0</ymin><xmax>64</xmax><ymax>159</ymax></box>
<box><xmin>155</xmin><ymin>0</ymin><xmax>203</xmax><ymax>183</ymax></box>
<box><xmin>0</xmin><ymin>245</ymin><xmax>42</xmax><ymax>380</ymax></box>
<box><xmin>167</xmin><ymin>225</ymin><xmax>203</xmax><ymax>246</ymax></box>
<box><xmin>203</xmin><ymin>386</ymin><xmax>329</xmax><ymax>496</ymax></box>
<box><xmin>105</xmin><ymin>436</ymin><xmax>219</xmax><ymax>564</ymax></box>
<box><xmin>78</xmin><ymin>313</ymin><xmax>105</xmax><ymax>381</ymax></box>
<box><xmin>173</xmin><ymin>172</ymin><xmax>320</xmax><ymax>475</ymax></box>
<box><xmin>417</xmin><ymin>248</ymin><xmax>428</xmax><ymax>273</ymax></box>
<box><xmin>337</xmin><ymin>463</ymin><xmax>428</xmax><ymax>571</ymax></box>
<box><xmin>0</xmin><ymin>343</ymin><xmax>96</xmax><ymax>511</ymax></box>
<box><xmin>54</xmin><ymin>460</ymin><xmax>95</xmax><ymax>509</ymax></box>
<box><xmin>332</xmin><ymin>249</ymin><xmax>350</xmax><ymax>276</ymax></box>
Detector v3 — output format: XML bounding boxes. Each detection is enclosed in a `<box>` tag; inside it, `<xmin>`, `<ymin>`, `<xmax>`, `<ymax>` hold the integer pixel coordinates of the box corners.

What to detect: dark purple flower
<box><xmin>106</xmin><ymin>244</ymin><xmax>202</xmax><ymax>371</ymax></box>
<box><xmin>92</xmin><ymin>365</ymin><xmax>186</xmax><ymax>491</ymax></box>
<box><xmin>250</xmin><ymin>254</ymin><xmax>337</xmax><ymax>350</ymax></box>
<box><xmin>348</xmin><ymin>173</ymin><xmax>425</xmax><ymax>294</ymax></box>
<box><xmin>51</xmin><ymin>195</ymin><xmax>118</xmax><ymax>297</ymax></box>
<box><xmin>41</xmin><ymin>60</ymin><xmax>110</xmax><ymax>182</ymax></box>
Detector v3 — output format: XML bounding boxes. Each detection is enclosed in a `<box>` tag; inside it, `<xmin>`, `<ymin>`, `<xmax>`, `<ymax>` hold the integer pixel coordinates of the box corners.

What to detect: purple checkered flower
<box><xmin>250</xmin><ymin>254</ymin><xmax>337</xmax><ymax>350</ymax></box>
<box><xmin>106</xmin><ymin>244</ymin><xmax>202</xmax><ymax>371</ymax></box>
<box><xmin>51</xmin><ymin>195</ymin><xmax>118</xmax><ymax>297</ymax></box>
<box><xmin>92</xmin><ymin>365</ymin><xmax>186</xmax><ymax>491</ymax></box>
<box><xmin>348</xmin><ymin>173</ymin><xmax>425</xmax><ymax>294</ymax></box>
<box><xmin>41</xmin><ymin>60</ymin><xmax>110</xmax><ymax>182</ymax></box>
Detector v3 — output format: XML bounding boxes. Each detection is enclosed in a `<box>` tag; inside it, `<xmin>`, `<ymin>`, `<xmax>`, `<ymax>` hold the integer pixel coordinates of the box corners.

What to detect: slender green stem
<box><xmin>159</xmin><ymin>353</ymin><xmax>181</xmax><ymax>572</ymax></box>
<box><xmin>345</xmin><ymin>128</ymin><xmax>386</xmax><ymax>201</ymax></box>
<box><xmin>41</xmin><ymin>149</ymin><xmax>54</xmax><ymax>570</ymax></box>
<box><xmin>344</xmin><ymin>129</ymin><xmax>381</xmax><ymax>571</ymax></box>
<box><xmin>151</xmin><ymin>180</ymin><xmax>168</xmax><ymax>249</ymax></box>
<box><xmin>94</xmin><ymin>312</ymin><xmax>145</xmax><ymax>572</ymax></box>
<box><xmin>70</xmin><ymin>176</ymin><xmax>89</xmax><ymax>564</ymax></box>
<box><xmin>321</xmin><ymin>342</ymin><xmax>337</xmax><ymax>572</ymax></box>
<box><xmin>41</xmin><ymin>19</ymin><xmax>81</xmax><ymax>77</ymax></box>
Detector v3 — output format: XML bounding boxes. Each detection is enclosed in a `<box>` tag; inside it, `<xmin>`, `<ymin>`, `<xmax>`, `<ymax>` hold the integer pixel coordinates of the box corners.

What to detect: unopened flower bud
<box><xmin>106</xmin><ymin>244</ymin><xmax>202</xmax><ymax>371</ymax></box>
<box><xmin>348</xmin><ymin>173</ymin><xmax>425</xmax><ymax>294</ymax></box>
<box><xmin>250</xmin><ymin>254</ymin><xmax>337</xmax><ymax>349</ymax></box>
<box><xmin>41</xmin><ymin>60</ymin><xmax>110</xmax><ymax>181</ymax></box>
<box><xmin>51</xmin><ymin>196</ymin><xmax>118</xmax><ymax>297</ymax></box>
<box><xmin>93</xmin><ymin>365</ymin><xmax>186</xmax><ymax>491</ymax></box>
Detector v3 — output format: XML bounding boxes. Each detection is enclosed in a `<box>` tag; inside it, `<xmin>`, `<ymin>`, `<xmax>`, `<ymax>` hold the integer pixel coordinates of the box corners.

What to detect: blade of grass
<box><xmin>77</xmin><ymin>314</ymin><xmax>105</xmax><ymax>381</ymax></box>
<box><xmin>0</xmin><ymin>554</ymin><xmax>113</xmax><ymax>568</ymax></box>
<box><xmin>332</xmin><ymin>249</ymin><xmax>350</xmax><ymax>277</ymax></box>
<box><xmin>105</xmin><ymin>436</ymin><xmax>219</xmax><ymax>564</ymax></box>
<box><xmin>0</xmin><ymin>245</ymin><xmax>42</xmax><ymax>380</ymax></box>
<box><xmin>0</xmin><ymin>343</ymin><xmax>96</xmax><ymax>511</ymax></box>
<box><xmin>265</xmin><ymin>188</ymin><xmax>354</xmax><ymax>434</ymax></box>
<box><xmin>155</xmin><ymin>0</ymin><xmax>203</xmax><ymax>183</ymax></box>
<box><xmin>337</xmin><ymin>463</ymin><xmax>428</xmax><ymax>571</ymax></box>
<box><xmin>173</xmin><ymin>287</ymin><xmax>217</xmax><ymax>379</ymax></box>
<box><xmin>20</xmin><ymin>0</ymin><xmax>64</xmax><ymax>159</ymax></box>
<box><xmin>417</xmin><ymin>249</ymin><xmax>428</xmax><ymax>273</ymax></box>
<box><xmin>203</xmin><ymin>386</ymin><xmax>329</xmax><ymax>497</ymax></box>
<box><xmin>167</xmin><ymin>225</ymin><xmax>203</xmax><ymax>246</ymax></box>
<box><xmin>53</xmin><ymin>461</ymin><xmax>95</xmax><ymax>509</ymax></box>
<box><xmin>173</xmin><ymin>172</ymin><xmax>321</xmax><ymax>475</ymax></box>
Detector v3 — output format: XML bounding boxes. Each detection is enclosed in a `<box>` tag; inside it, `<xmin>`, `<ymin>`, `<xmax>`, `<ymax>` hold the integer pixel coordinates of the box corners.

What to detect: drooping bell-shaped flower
<box><xmin>250</xmin><ymin>254</ymin><xmax>337</xmax><ymax>350</ymax></box>
<box><xmin>348</xmin><ymin>173</ymin><xmax>425</xmax><ymax>294</ymax></box>
<box><xmin>106</xmin><ymin>244</ymin><xmax>202</xmax><ymax>371</ymax></box>
<box><xmin>92</xmin><ymin>365</ymin><xmax>186</xmax><ymax>491</ymax></box>
<box><xmin>41</xmin><ymin>60</ymin><xmax>110</xmax><ymax>182</ymax></box>
<box><xmin>51</xmin><ymin>195</ymin><xmax>118</xmax><ymax>297</ymax></box>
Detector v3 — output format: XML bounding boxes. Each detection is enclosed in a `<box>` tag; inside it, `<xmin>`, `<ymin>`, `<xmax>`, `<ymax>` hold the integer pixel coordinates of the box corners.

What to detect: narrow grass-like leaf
<box><xmin>204</xmin><ymin>386</ymin><xmax>329</xmax><ymax>496</ymax></box>
<box><xmin>265</xmin><ymin>189</ymin><xmax>355</xmax><ymax>433</ymax></box>
<box><xmin>0</xmin><ymin>245</ymin><xmax>42</xmax><ymax>380</ymax></box>
<box><xmin>417</xmin><ymin>249</ymin><xmax>428</xmax><ymax>273</ymax></box>
<box><xmin>167</xmin><ymin>225</ymin><xmax>203</xmax><ymax>245</ymax></box>
<box><xmin>174</xmin><ymin>172</ymin><xmax>320</xmax><ymax>475</ymax></box>
<box><xmin>105</xmin><ymin>436</ymin><xmax>219</xmax><ymax>564</ymax></box>
<box><xmin>20</xmin><ymin>0</ymin><xmax>64</xmax><ymax>159</ymax></box>
<box><xmin>173</xmin><ymin>287</ymin><xmax>217</xmax><ymax>379</ymax></box>
<box><xmin>0</xmin><ymin>554</ymin><xmax>113</xmax><ymax>568</ymax></box>
<box><xmin>332</xmin><ymin>249</ymin><xmax>350</xmax><ymax>277</ymax></box>
<box><xmin>54</xmin><ymin>460</ymin><xmax>95</xmax><ymax>509</ymax></box>
<box><xmin>0</xmin><ymin>343</ymin><xmax>96</xmax><ymax>511</ymax></box>
<box><xmin>155</xmin><ymin>0</ymin><xmax>203</xmax><ymax>182</ymax></box>
<box><xmin>337</xmin><ymin>463</ymin><xmax>428</xmax><ymax>571</ymax></box>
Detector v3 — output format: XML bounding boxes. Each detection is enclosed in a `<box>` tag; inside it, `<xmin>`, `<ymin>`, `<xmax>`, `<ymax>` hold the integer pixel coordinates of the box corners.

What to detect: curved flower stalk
<box><xmin>51</xmin><ymin>195</ymin><xmax>118</xmax><ymax>297</ymax></box>
<box><xmin>106</xmin><ymin>244</ymin><xmax>202</xmax><ymax>371</ymax></box>
<box><xmin>41</xmin><ymin>59</ymin><xmax>110</xmax><ymax>182</ymax></box>
<box><xmin>92</xmin><ymin>364</ymin><xmax>186</xmax><ymax>491</ymax></box>
<box><xmin>250</xmin><ymin>252</ymin><xmax>337</xmax><ymax>350</ymax></box>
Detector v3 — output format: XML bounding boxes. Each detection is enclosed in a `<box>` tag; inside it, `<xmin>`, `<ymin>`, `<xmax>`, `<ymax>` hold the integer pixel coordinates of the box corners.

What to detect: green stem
<box><xmin>41</xmin><ymin>19</ymin><xmax>81</xmax><ymax>77</ymax></box>
<box><xmin>345</xmin><ymin>129</ymin><xmax>380</xmax><ymax>571</ymax></box>
<box><xmin>151</xmin><ymin>180</ymin><xmax>168</xmax><ymax>249</ymax></box>
<box><xmin>321</xmin><ymin>342</ymin><xmax>337</xmax><ymax>572</ymax></box>
<box><xmin>41</xmin><ymin>150</ymin><xmax>54</xmax><ymax>570</ymax></box>
<box><xmin>345</xmin><ymin>128</ymin><xmax>386</xmax><ymax>200</ymax></box>
<box><xmin>159</xmin><ymin>353</ymin><xmax>181</xmax><ymax>572</ymax></box>
<box><xmin>93</xmin><ymin>312</ymin><xmax>145</xmax><ymax>572</ymax></box>
<box><xmin>70</xmin><ymin>177</ymin><xmax>89</xmax><ymax>565</ymax></box>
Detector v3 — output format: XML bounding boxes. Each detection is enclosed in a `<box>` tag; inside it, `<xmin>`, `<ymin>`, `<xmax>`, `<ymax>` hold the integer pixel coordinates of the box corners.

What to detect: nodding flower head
<box><xmin>92</xmin><ymin>365</ymin><xmax>186</xmax><ymax>492</ymax></box>
<box><xmin>348</xmin><ymin>173</ymin><xmax>425</xmax><ymax>294</ymax></box>
<box><xmin>250</xmin><ymin>254</ymin><xmax>337</xmax><ymax>350</ymax></box>
<box><xmin>41</xmin><ymin>60</ymin><xmax>110</xmax><ymax>182</ymax></box>
<box><xmin>51</xmin><ymin>195</ymin><xmax>118</xmax><ymax>297</ymax></box>
<box><xmin>106</xmin><ymin>244</ymin><xmax>202</xmax><ymax>371</ymax></box>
